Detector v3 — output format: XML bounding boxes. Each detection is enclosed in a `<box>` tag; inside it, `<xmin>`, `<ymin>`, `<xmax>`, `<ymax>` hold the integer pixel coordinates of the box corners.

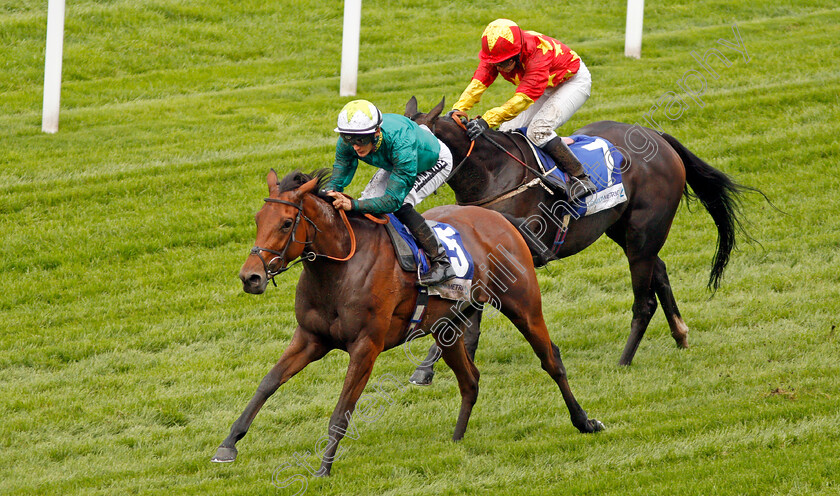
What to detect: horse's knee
<box><xmin>654</xmin><ymin>258</ymin><xmax>667</xmax><ymax>273</ymax></box>
<box><xmin>463</xmin><ymin>381</ymin><xmax>479</xmax><ymax>406</ymax></box>
<box><xmin>653</xmin><ymin>259</ymin><xmax>672</xmax><ymax>288</ymax></box>
<box><xmin>256</xmin><ymin>373</ymin><xmax>281</xmax><ymax>398</ymax></box>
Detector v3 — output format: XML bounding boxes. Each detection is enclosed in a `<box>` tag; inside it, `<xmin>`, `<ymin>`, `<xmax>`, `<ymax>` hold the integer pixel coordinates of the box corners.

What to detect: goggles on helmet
<box><xmin>341</xmin><ymin>133</ymin><xmax>377</xmax><ymax>146</ymax></box>
<box><xmin>494</xmin><ymin>56</ymin><xmax>518</xmax><ymax>69</ymax></box>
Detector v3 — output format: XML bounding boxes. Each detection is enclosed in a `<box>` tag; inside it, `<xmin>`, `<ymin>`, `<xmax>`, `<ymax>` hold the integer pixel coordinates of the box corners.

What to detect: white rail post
<box><xmin>339</xmin><ymin>0</ymin><xmax>361</xmax><ymax>96</ymax></box>
<box><xmin>42</xmin><ymin>0</ymin><xmax>66</xmax><ymax>133</ymax></box>
<box><xmin>624</xmin><ymin>0</ymin><xmax>644</xmax><ymax>59</ymax></box>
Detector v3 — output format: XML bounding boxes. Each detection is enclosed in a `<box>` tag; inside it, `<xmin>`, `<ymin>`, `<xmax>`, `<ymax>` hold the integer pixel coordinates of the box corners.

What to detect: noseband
<box><xmin>249</xmin><ymin>195</ymin><xmax>357</xmax><ymax>286</ymax></box>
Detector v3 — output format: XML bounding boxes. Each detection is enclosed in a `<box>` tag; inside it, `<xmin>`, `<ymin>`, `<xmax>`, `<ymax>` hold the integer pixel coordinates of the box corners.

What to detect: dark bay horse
<box><xmin>405</xmin><ymin>97</ymin><xmax>754</xmax><ymax>378</ymax></box>
<box><xmin>212</xmin><ymin>169</ymin><xmax>603</xmax><ymax>475</ymax></box>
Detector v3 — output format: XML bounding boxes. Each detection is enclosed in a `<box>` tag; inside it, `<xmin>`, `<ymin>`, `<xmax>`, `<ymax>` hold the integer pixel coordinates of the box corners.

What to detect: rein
<box><xmin>444</xmin><ymin>112</ymin><xmax>475</xmax><ymax>182</ymax></box>
<box><xmin>480</xmin><ymin>132</ymin><xmax>547</xmax><ymax>180</ymax></box>
<box><xmin>250</xmin><ymin>196</ymin><xmax>357</xmax><ymax>285</ymax></box>
<box><xmin>452</xmin><ymin>116</ymin><xmax>551</xmax><ymax>207</ymax></box>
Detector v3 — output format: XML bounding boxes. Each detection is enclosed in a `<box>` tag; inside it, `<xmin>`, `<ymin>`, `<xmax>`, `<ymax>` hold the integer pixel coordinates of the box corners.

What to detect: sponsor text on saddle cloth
<box><xmin>515</xmin><ymin>131</ymin><xmax>628</xmax><ymax>217</ymax></box>
<box><xmin>386</xmin><ymin>214</ymin><xmax>474</xmax><ymax>301</ymax></box>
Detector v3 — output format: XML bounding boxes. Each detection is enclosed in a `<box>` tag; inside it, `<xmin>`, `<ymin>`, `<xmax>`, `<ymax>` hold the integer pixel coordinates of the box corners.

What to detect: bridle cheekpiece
<box><xmin>249</xmin><ymin>197</ymin><xmax>320</xmax><ymax>286</ymax></box>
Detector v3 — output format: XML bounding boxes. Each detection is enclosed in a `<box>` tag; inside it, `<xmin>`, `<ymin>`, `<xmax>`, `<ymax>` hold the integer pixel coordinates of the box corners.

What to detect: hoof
<box><xmin>587</xmin><ymin>419</ymin><xmax>605</xmax><ymax>433</ymax></box>
<box><xmin>409</xmin><ymin>369</ymin><xmax>434</xmax><ymax>386</ymax></box>
<box><xmin>211</xmin><ymin>446</ymin><xmax>238</xmax><ymax>463</ymax></box>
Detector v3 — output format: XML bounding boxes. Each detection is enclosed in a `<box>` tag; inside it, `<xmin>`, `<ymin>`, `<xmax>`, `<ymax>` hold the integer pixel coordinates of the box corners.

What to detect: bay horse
<box><xmin>405</xmin><ymin>96</ymin><xmax>755</xmax><ymax>381</ymax></box>
<box><xmin>212</xmin><ymin>169</ymin><xmax>603</xmax><ymax>476</ymax></box>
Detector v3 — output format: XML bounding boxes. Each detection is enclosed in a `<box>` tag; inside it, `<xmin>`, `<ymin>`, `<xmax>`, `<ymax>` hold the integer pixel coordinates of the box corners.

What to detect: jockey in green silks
<box><xmin>324</xmin><ymin>100</ymin><xmax>457</xmax><ymax>286</ymax></box>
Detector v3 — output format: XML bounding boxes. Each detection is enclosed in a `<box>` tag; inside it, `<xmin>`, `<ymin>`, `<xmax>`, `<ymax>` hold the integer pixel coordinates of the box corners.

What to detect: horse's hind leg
<box><xmin>433</xmin><ymin>316</ymin><xmax>481</xmax><ymax>441</ymax></box>
<box><xmin>607</xmin><ymin>222</ymin><xmax>681</xmax><ymax>365</ymax></box>
<box><xmin>652</xmin><ymin>257</ymin><xmax>689</xmax><ymax>348</ymax></box>
<box><xmin>408</xmin><ymin>343</ymin><xmax>440</xmax><ymax>386</ymax></box>
<box><xmin>212</xmin><ymin>328</ymin><xmax>330</xmax><ymax>463</ymax></box>
<box><xmin>409</xmin><ymin>309</ymin><xmax>483</xmax><ymax>386</ymax></box>
<box><xmin>501</xmin><ymin>297</ymin><xmax>604</xmax><ymax>433</ymax></box>
<box><xmin>619</xmin><ymin>256</ymin><xmax>658</xmax><ymax>366</ymax></box>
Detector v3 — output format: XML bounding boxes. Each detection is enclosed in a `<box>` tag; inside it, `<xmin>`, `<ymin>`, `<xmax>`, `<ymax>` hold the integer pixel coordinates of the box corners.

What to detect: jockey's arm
<box><xmin>352</xmin><ymin>145</ymin><xmax>418</xmax><ymax>214</ymax></box>
<box><xmin>453</xmin><ymin>79</ymin><xmax>488</xmax><ymax>113</ymax></box>
<box><xmin>326</xmin><ymin>143</ymin><xmax>359</xmax><ymax>192</ymax></box>
<box><xmin>481</xmin><ymin>92</ymin><xmax>535</xmax><ymax>128</ymax></box>
<box><xmin>453</xmin><ymin>62</ymin><xmax>499</xmax><ymax>112</ymax></box>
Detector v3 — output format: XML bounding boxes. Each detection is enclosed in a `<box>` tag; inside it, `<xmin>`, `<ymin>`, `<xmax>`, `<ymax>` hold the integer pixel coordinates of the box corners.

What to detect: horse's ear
<box><xmin>267</xmin><ymin>169</ymin><xmax>279</xmax><ymax>195</ymax></box>
<box><xmin>404</xmin><ymin>96</ymin><xmax>418</xmax><ymax>117</ymax></box>
<box><xmin>428</xmin><ymin>96</ymin><xmax>445</xmax><ymax>120</ymax></box>
<box><xmin>297</xmin><ymin>176</ymin><xmax>320</xmax><ymax>196</ymax></box>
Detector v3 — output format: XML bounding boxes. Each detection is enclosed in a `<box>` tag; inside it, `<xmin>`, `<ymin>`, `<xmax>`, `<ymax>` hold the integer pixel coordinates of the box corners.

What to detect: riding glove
<box><xmin>466</xmin><ymin>117</ymin><xmax>489</xmax><ymax>141</ymax></box>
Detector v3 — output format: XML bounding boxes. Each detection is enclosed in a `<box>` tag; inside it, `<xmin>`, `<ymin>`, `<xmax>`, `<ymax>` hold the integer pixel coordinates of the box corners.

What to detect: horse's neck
<box><xmin>307</xmin><ymin>199</ymin><xmax>353</xmax><ymax>259</ymax></box>
<box><xmin>303</xmin><ymin>213</ymin><xmax>384</xmax><ymax>284</ymax></box>
<box><xmin>307</xmin><ymin>202</ymin><xmax>386</xmax><ymax>267</ymax></box>
<box><xmin>447</xmin><ymin>132</ymin><xmax>530</xmax><ymax>204</ymax></box>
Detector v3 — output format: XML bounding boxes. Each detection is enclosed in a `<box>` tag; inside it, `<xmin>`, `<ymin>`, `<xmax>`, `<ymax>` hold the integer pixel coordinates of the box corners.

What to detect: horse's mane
<box><xmin>277</xmin><ymin>168</ymin><xmax>332</xmax><ymax>199</ymax></box>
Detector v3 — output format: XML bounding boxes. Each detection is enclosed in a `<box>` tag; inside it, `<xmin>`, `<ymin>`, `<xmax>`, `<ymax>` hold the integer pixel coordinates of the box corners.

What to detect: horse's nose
<box><xmin>239</xmin><ymin>270</ymin><xmax>266</xmax><ymax>294</ymax></box>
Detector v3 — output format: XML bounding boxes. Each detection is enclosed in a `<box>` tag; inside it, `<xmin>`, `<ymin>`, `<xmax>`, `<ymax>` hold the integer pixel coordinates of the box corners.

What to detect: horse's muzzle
<box><xmin>239</xmin><ymin>268</ymin><xmax>268</xmax><ymax>294</ymax></box>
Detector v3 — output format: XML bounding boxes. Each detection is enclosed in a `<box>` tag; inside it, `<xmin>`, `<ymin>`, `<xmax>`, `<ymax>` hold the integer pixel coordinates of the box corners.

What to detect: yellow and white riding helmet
<box><xmin>335</xmin><ymin>100</ymin><xmax>383</xmax><ymax>134</ymax></box>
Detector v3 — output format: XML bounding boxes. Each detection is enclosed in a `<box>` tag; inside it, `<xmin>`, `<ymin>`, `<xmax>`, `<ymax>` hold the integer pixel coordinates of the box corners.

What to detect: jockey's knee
<box><xmin>528</xmin><ymin>127</ymin><xmax>557</xmax><ymax>147</ymax></box>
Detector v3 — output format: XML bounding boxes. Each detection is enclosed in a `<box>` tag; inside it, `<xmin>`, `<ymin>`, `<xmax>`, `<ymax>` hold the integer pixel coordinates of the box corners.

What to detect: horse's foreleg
<box><xmin>316</xmin><ymin>337</ymin><xmax>382</xmax><ymax>477</ymax></box>
<box><xmin>652</xmin><ymin>257</ymin><xmax>689</xmax><ymax>349</ymax></box>
<box><xmin>409</xmin><ymin>309</ymin><xmax>482</xmax><ymax>386</ymax></box>
<box><xmin>212</xmin><ymin>328</ymin><xmax>330</xmax><ymax>463</ymax></box>
<box><xmin>619</xmin><ymin>257</ymin><xmax>658</xmax><ymax>366</ymax></box>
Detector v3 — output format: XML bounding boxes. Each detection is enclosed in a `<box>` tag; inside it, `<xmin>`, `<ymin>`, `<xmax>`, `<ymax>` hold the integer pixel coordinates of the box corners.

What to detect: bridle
<box><xmin>249</xmin><ymin>195</ymin><xmax>356</xmax><ymax>286</ymax></box>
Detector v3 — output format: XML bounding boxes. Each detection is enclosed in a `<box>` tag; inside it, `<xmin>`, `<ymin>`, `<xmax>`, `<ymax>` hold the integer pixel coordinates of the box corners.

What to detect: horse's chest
<box><xmin>295</xmin><ymin>285</ymin><xmax>377</xmax><ymax>335</ymax></box>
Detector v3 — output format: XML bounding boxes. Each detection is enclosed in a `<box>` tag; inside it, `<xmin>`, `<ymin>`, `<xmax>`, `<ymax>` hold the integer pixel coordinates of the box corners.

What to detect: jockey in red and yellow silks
<box><xmin>454</xmin><ymin>24</ymin><xmax>581</xmax><ymax>128</ymax></box>
<box><xmin>453</xmin><ymin>19</ymin><xmax>596</xmax><ymax>203</ymax></box>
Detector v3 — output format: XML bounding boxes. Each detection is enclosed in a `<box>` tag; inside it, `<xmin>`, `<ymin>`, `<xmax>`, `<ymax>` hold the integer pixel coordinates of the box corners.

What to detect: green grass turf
<box><xmin>1</xmin><ymin>1</ymin><xmax>839</xmax><ymax>494</ymax></box>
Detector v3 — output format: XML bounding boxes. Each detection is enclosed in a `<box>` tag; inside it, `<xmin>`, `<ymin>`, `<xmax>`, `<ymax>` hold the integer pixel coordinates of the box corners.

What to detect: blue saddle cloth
<box><xmin>386</xmin><ymin>214</ymin><xmax>475</xmax><ymax>281</ymax></box>
<box><xmin>516</xmin><ymin>131</ymin><xmax>627</xmax><ymax>216</ymax></box>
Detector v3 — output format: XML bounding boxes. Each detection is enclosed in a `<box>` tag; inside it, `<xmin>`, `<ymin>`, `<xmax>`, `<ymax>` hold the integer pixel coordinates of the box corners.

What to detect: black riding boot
<box><xmin>541</xmin><ymin>136</ymin><xmax>597</xmax><ymax>204</ymax></box>
<box><xmin>395</xmin><ymin>204</ymin><xmax>457</xmax><ymax>286</ymax></box>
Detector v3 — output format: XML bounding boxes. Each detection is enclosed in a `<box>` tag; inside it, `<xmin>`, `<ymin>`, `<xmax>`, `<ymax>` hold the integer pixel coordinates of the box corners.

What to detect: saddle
<box><xmin>512</xmin><ymin>131</ymin><xmax>628</xmax><ymax>218</ymax></box>
<box><xmin>383</xmin><ymin>219</ymin><xmax>422</xmax><ymax>273</ymax></box>
<box><xmin>382</xmin><ymin>214</ymin><xmax>474</xmax><ymax>301</ymax></box>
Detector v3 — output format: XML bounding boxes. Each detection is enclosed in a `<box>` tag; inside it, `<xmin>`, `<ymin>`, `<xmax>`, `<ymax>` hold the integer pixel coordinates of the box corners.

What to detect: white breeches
<box><xmin>499</xmin><ymin>60</ymin><xmax>592</xmax><ymax>146</ymax></box>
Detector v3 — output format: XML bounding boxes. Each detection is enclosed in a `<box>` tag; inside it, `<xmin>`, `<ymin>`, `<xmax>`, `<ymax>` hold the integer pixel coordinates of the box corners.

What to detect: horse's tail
<box><xmin>660</xmin><ymin>132</ymin><xmax>757</xmax><ymax>292</ymax></box>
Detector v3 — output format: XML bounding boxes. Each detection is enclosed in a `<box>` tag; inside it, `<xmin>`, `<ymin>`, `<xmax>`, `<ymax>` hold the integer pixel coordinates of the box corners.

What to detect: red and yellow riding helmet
<box><xmin>479</xmin><ymin>19</ymin><xmax>523</xmax><ymax>64</ymax></box>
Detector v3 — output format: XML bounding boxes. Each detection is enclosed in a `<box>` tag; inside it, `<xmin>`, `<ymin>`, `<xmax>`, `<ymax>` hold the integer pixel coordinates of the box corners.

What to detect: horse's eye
<box><xmin>280</xmin><ymin>219</ymin><xmax>294</xmax><ymax>232</ymax></box>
